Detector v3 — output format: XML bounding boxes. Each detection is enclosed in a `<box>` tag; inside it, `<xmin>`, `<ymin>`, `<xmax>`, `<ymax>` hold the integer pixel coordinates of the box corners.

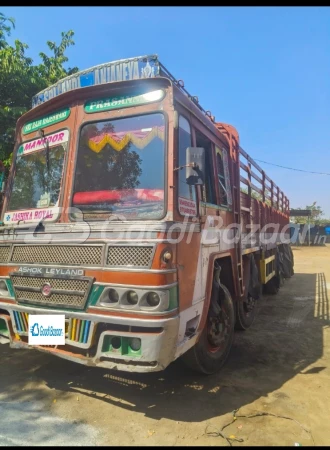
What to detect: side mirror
<box><xmin>186</xmin><ymin>147</ymin><xmax>205</xmax><ymax>185</ymax></box>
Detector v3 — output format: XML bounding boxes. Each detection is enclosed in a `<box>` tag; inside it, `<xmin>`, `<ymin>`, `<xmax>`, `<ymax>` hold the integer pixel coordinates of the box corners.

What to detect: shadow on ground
<box><xmin>0</xmin><ymin>271</ymin><xmax>329</xmax><ymax>424</ymax></box>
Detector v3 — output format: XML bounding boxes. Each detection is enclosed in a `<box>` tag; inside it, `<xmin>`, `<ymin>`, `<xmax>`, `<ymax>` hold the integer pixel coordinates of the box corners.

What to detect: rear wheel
<box><xmin>236</xmin><ymin>290</ymin><xmax>258</xmax><ymax>330</ymax></box>
<box><xmin>263</xmin><ymin>274</ymin><xmax>280</xmax><ymax>295</ymax></box>
<box><xmin>182</xmin><ymin>283</ymin><xmax>235</xmax><ymax>375</ymax></box>
<box><xmin>236</xmin><ymin>254</ymin><xmax>261</xmax><ymax>330</ymax></box>
<box><xmin>280</xmin><ymin>244</ymin><xmax>294</xmax><ymax>278</ymax></box>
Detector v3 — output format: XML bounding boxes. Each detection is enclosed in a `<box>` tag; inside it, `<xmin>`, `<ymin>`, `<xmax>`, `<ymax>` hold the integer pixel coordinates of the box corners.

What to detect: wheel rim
<box><xmin>207</xmin><ymin>304</ymin><xmax>231</xmax><ymax>353</ymax></box>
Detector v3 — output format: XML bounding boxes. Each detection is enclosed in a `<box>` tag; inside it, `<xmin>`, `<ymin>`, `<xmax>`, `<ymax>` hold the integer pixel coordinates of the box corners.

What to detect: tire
<box><xmin>279</xmin><ymin>244</ymin><xmax>294</xmax><ymax>278</ymax></box>
<box><xmin>236</xmin><ymin>254</ymin><xmax>261</xmax><ymax>330</ymax></box>
<box><xmin>182</xmin><ymin>283</ymin><xmax>235</xmax><ymax>375</ymax></box>
<box><xmin>287</xmin><ymin>244</ymin><xmax>294</xmax><ymax>276</ymax></box>
<box><xmin>277</xmin><ymin>248</ymin><xmax>286</xmax><ymax>286</ymax></box>
<box><xmin>263</xmin><ymin>275</ymin><xmax>280</xmax><ymax>295</ymax></box>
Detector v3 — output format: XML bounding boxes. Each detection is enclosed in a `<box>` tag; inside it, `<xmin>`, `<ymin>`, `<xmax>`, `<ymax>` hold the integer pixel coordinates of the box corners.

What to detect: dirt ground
<box><xmin>1</xmin><ymin>245</ymin><xmax>330</xmax><ymax>446</ymax></box>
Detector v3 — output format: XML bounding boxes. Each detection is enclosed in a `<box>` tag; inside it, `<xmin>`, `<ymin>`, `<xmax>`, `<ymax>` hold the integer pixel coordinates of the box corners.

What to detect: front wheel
<box><xmin>181</xmin><ymin>284</ymin><xmax>235</xmax><ymax>375</ymax></box>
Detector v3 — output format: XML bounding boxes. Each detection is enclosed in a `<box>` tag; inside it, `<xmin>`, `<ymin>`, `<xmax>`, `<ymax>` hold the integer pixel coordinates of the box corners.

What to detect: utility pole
<box><xmin>308</xmin><ymin>201</ymin><xmax>317</xmax><ymax>246</ymax></box>
<box><xmin>308</xmin><ymin>215</ymin><xmax>310</xmax><ymax>246</ymax></box>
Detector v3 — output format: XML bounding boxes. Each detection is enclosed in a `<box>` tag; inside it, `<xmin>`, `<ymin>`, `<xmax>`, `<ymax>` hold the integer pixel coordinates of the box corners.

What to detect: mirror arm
<box><xmin>174</xmin><ymin>162</ymin><xmax>198</xmax><ymax>172</ymax></box>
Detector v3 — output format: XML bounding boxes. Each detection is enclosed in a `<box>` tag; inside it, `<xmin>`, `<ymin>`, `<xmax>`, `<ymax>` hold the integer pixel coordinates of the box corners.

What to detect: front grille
<box><xmin>106</xmin><ymin>245</ymin><xmax>154</xmax><ymax>267</ymax></box>
<box><xmin>68</xmin><ymin>318</ymin><xmax>91</xmax><ymax>344</ymax></box>
<box><xmin>10</xmin><ymin>275</ymin><xmax>92</xmax><ymax>310</ymax></box>
<box><xmin>11</xmin><ymin>245</ymin><xmax>103</xmax><ymax>266</ymax></box>
<box><xmin>0</xmin><ymin>246</ymin><xmax>11</xmax><ymax>262</ymax></box>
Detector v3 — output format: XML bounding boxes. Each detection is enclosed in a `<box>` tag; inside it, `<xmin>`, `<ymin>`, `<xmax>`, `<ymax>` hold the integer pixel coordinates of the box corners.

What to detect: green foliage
<box><xmin>39</xmin><ymin>30</ymin><xmax>79</xmax><ymax>85</ymax></box>
<box><xmin>0</xmin><ymin>12</ymin><xmax>15</xmax><ymax>49</ymax></box>
<box><xmin>0</xmin><ymin>12</ymin><xmax>78</xmax><ymax>167</ymax></box>
<box><xmin>292</xmin><ymin>202</ymin><xmax>330</xmax><ymax>225</ymax></box>
<box><xmin>240</xmin><ymin>187</ymin><xmax>272</xmax><ymax>206</ymax></box>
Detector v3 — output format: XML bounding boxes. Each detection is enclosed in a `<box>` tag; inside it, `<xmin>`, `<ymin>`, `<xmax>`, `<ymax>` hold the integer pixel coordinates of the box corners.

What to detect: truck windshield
<box><xmin>7</xmin><ymin>130</ymin><xmax>68</xmax><ymax>211</ymax></box>
<box><xmin>72</xmin><ymin>113</ymin><xmax>165</xmax><ymax>220</ymax></box>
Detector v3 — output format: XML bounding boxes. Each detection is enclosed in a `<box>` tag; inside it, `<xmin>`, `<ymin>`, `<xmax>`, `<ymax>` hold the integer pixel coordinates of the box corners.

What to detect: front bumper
<box><xmin>0</xmin><ymin>302</ymin><xmax>179</xmax><ymax>373</ymax></box>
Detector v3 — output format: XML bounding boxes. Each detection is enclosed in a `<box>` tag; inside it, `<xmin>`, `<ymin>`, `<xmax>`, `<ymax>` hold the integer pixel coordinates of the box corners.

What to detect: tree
<box><xmin>292</xmin><ymin>202</ymin><xmax>329</xmax><ymax>225</ymax></box>
<box><xmin>0</xmin><ymin>12</ymin><xmax>14</xmax><ymax>49</ymax></box>
<box><xmin>39</xmin><ymin>30</ymin><xmax>79</xmax><ymax>85</ymax></box>
<box><xmin>0</xmin><ymin>12</ymin><xmax>78</xmax><ymax>167</ymax></box>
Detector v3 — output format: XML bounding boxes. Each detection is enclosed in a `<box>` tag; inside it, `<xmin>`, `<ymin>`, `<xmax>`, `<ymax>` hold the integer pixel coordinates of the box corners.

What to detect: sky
<box><xmin>2</xmin><ymin>6</ymin><xmax>330</xmax><ymax>217</ymax></box>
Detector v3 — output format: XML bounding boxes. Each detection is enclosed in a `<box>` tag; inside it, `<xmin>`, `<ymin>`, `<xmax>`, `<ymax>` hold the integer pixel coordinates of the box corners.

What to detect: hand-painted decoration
<box><xmin>23</xmin><ymin>108</ymin><xmax>70</xmax><ymax>134</ymax></box>
<box><xmin>32</xmin><ymin>55</ymin><xmax>160</xmax><ymax>108</ymax></box>
<box><xmin>84</xmin><ymin>90</ymin><xmax>165</xmax><ymax>113</ymax></box>
<box><xmin>178</xmin><ymin>197</ymin><xmax>197</xmax><ymax>216</ymax></box>
<box><xmin>4</xmin><ymin>207</ymin><xmax>60</xmax><ymax>224</ymax></box>
<box><xmin>18</xmin><ymin>130</ymin><xmax>69</xmax><ymax>157</ymax></box>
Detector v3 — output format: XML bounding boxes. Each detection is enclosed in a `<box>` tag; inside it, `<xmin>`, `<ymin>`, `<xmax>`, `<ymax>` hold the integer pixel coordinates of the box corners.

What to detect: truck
<box><xmin>0</xmin><ymin>55</ymin><xmax>294</xmax><ymax>374</ymax></box>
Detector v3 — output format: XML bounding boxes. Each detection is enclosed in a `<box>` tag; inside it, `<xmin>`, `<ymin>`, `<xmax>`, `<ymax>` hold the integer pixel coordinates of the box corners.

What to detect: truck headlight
<box><xmin>96</xmin><ymin>285</ymin><xmax>175</xmax><ymax>312</ymax></box>
<box><xmin>126</xmin><ymin>290</ymin><xmax>138</xmax><ymax>305</ymax></box>
<box><xmin>146</xmin><ymin>292</ymin><xmax>161</xmax><ymax>307</ymax></box>
<box><xmin>108</xmin><ymin>289</ymin><xmax>119</xmax><ymax>302</ymax></box>
<box><xmin>101</xmin><ymin>288</ymin><xmax>119</xmax><ymax>305</ymax></box>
